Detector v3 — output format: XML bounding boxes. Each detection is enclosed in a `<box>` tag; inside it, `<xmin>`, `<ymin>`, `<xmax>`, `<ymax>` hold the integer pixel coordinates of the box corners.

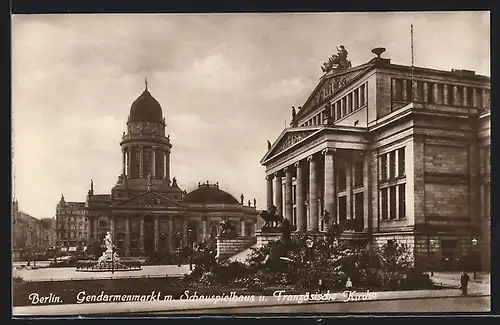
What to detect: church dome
<box><xmin>184</xmin><ymin>183</ymin><xmax>239</xmax><ymax>205</ymax></box>
<box><xmin>129</xmin><ymin>88</ymin><xmax>163</xmax><ymax>123</ymax></box>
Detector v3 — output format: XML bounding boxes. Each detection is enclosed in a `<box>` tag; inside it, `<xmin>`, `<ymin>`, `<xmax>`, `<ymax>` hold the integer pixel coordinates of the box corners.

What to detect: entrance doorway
<box><xmin>144</xmin><ymin>216</ymin><xmax>155</xmax><ymax>252</ymax></box>
<box><xmin>441</xmin><ymin>239</ymin><xmax>458</xmax><ymax>271</ymax></box>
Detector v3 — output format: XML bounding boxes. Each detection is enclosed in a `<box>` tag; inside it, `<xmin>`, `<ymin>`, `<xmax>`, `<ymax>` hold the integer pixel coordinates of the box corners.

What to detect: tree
<box><xmin>86</xmin><ymin>239</ymin><xmax>104</xmax><ymax>258</ymax></box>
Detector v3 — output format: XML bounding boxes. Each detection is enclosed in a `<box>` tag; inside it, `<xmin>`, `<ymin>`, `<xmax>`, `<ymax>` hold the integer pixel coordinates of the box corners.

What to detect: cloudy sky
<box><xmin>12</xmin><ymin>12</ymin><xmax>490</xmax><ymax>219</ymax></box>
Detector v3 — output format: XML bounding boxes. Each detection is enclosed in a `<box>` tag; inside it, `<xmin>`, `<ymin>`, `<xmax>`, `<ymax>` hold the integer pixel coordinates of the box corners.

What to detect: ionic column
<box><xmin>296</xmin><ymin>161</ymin><xmax>306</xmax><ymax>233</ymax></box>
<box><xmin>240</xmin><ymin>219</ymin><xmax>245</xmax><ymax>237</ymax></box>
<box><xmin>284</xmin><ymin>167</ymin><xmax>293</xmax><ymax>222</ymax></box>
<box><xmin>323</xmin><ymin>149</ymin><xmax>335</xmax><ymax>229</ymax></box>
<box><xmin>154</xmin><ymin>216</ymin><xmax>159</xmax><ymax>251</ymax></box>
<box><xmin>140</xmin><ymin>216</ymin><xmax>144</xmax><ymax>251</ymax></box>
<box><xmin>202</xmin><ymin>218</ymin><xmax>207</xmax><ymax>241</ymax></box>
<box><xmin>125</xmin><ymin>218</ymin><xmax>130</xmax><ymax>256</ymax></box>
<box><xmin>122</xmin><ymin>149</ymin><xmax>126</xmax><ymax>175</ymax></box>
<box><xmin>266</xmin><ymin>175</ymin><xmax>274</xmax><ymax>210</ymax></box>
<box><xmin>151</xmin><ymin>146</ymin><xmax>156</xmax><ymax>178</ymax></box>
<box><xmin>308</xmin><ymin>155</ymin><xmax>319</xmax><ymax>232</ymax></box>
<box><xmin>139</xmin><ymin>145</ymin><xmax>144</xmax><ymax>178</ymax></box>
<box><xmin>274</xmin><ymin>172</ymin><xmax>283</xmax><ymax>215</ymax></box>
<box><xmin>346</xmin><ymin>162</ymin><xmax>353</xmax><ymax>223</ymax></box>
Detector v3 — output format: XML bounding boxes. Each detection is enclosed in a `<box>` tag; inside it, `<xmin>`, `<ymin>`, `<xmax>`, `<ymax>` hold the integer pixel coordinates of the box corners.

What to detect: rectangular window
<box><xmin>389</xmin><ymin>187</ymin><xmax>397</xmax><ymax>220</ymax></box>
<box><xmin>380</xmin><ymin>154</ymin><xmax>388</xmax><ymax>181</ymax></box>
<box><xmin>336</xmin><ymin>102</ymin><xmax>341</xmax><ymax>120</ymax></box>
<box><xmin>380</xmin><ymin>189</ymin><xmax>388</xmax><ymax>221</ymax></box>
<box><xmin>360</xmin><ymin>84</ymin><xmax>366</xmax><ymax>106</ymax></box>
<box><xmin>416</xmin><ymin>81</ymin><xmax>424</xmax><ymax>102</ymax></box>
<box><xmin>354</xmin><ymin>161</ymin><xmax>364</xmax><ymax>187</ymax></box>
<box><xmin>394</xmin><ymin>78</ymin><xmax>404</xmax><ymax>101</ymax></box>
<box><xmin>341</xmin><ymin>97</ymin><xmax>347</xmax><ymax>117</ymax></box>
<box><xmin>389</xmin><ymin>151</ymin><xmax>396</xmax><ymax>179</ymax></box>
<box><xmin>476</xmin><ymin>88</ymin><xmax>483</xmax><ymax>108</ymax></box>
<box><xmin>456</xmin><ymin>86</ymin><xmax>463</xmax><ymax>106</ymax></box>
<box><xmin>406</xmin><ymin>80</ymin><xmax>413</xmax><ymax>101</ymax></box>
<box><xmin>398</xmin><ymin>148</ymin><xmax>405</xmax><ymax>177</ymax></box>
<box><xmin>398</xmin><ymin>185</ymin><xmax>406</xmax><ymax>219</ymax></box>
<box><xmin>353</xmin><ymin>89</ymin><xmax>359</xmax><ymax>108</ymax></box>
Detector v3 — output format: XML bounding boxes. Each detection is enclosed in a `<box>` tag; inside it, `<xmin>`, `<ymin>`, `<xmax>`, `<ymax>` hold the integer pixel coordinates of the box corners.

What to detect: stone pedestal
<box><xmin>216</xmin><ymin>236</ymin><xmax>257</xmax><ymax>261</ymax></box>
<box><xmin>255</xmin><ymin>229</ymin><xmax>283</xmax><ymax>248</ymax></box>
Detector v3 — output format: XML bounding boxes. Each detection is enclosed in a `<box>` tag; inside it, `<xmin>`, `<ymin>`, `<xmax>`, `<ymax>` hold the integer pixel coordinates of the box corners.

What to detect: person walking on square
<box><xmin>460</xmin><ymin>271</ymin><xmax>470</xmax><ymax>296</ymax></box>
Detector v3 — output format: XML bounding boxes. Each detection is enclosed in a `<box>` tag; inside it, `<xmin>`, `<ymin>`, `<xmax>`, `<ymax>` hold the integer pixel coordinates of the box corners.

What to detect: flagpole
<box><xmin>411</xmin><ymin>24</ymin><xmax>416</xmax><ymax>102</ymax></box>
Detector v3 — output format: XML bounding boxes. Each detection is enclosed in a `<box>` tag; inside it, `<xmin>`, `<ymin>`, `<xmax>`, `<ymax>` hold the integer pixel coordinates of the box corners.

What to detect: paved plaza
<box><xmin>13</xmin><ymin>264</ymin><xmax>192</xmax><ymax>282</ymax></box>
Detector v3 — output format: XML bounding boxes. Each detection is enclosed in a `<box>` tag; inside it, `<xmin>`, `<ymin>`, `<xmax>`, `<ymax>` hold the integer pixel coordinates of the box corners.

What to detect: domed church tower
<box><xmin>111</xmin><ymin>79</ymin><xmax>182</xmax><ymax>199</ymax></box>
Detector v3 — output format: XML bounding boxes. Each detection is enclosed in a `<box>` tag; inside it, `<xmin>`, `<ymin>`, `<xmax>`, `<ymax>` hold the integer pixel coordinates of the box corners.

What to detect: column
<box><xmin>202</xmin><ymin>218</ymin><xmax>207</xmax><ymax>241</ymax></box>
<box><xmin>472</xmin><ymin>88</ymin><xmax>478</xmax><ymax>108</ymax></box>
<box><xmin>151</xmin><ymin>146</ymin><xmax>156</xmax><ymax>178</ymax></box>
<box><xmin>266</xmin><ymin>175</ymin><xmax>274</xmax><ymax>210</ymax></box>
<box><xmin>402</xmin><ymin>80</ymin><xmax>408</xmax><ymax>101</ymax></box>
<box><xmin>154</xmin><ymin>215</ymin><xmax>159</xmax><ymax>251</ymax></box>
<box><xmin>139</xmin><ymin>145</ymin><xmax>144</xmax><ymax>178</ymax></box>
<box><xmin>391</xmin><ymin>79</ymin><xmax>397</xmax><ymax>99</ymax></box>
<box><xmin>453</xmin><ymin>85</ymin><xmax>459</xmax><ymax>106</ymax></box>
<box><xmin>165</xmin><ymin>152</ymin><xmax>170</xmax><ymax>181</ymax></box>
<box><xmin>463</xmin><ymin>87</ymin><xmax>469</xmax><ymax>106</ymax></box>
<box><xmin>240</xmin><ymin>219</ymin><xmax>245</xmax><ymax>237</ymax></box>
<box><xmin>122</xmin><ymin>149</ymin><xmax>126</xmax><ymax>175</ymax></box>
<box><xmin>443</xmin><ymin>84</ymin><xmax>449</xmax><ymax>105</ymax></box>
<box><xmin>284</xmin><ymin>167</ymin><xmax>293</xmax><ymax>222</ymax></box>
<box><xmin>308</xmin><ymin>155</ymin><xmax>319</xmax><ymax>232</ymax></box>
<box><xmin>125</xmin><ymin>218</ymin><xmax>130</xmax><ymax>256</ymax></box>
<box><xmin>274</xmin><ymin>172</ymin><xmax>283</xmax><ymax>215</ymax></box>
<box><xmin>433</xmin><ymin>83</ymin><xmax>439</xmax><ymax>104</ymax></box>
<box><xmin>140</xmin><ymin>215</ymin><xmax>144</xmax><ymax>251</ymax></box>
<box><xmin>323</xmin><ymin>149</ymin><xmax>335</xmax><ymax>229</ymax></box>
<box><xmin>183</xmin><ymin>220</ymin><xmax>188</xmax><ymax>246</ymax></box>
<box><xmin>127</xmin><ymin>147</ymin><xmax>132</xmax><ymax>177</ymax></box>
<box><xmin>346</xmin><ymin>162</ymin><xmax>353</xmax><ymax>225</ymax></box>
<box><xmin>423</xmin><ymin>82</ymin><xmax>429</xmax><ymax>103</ymax></box>
<box><xmin>168</xmin><ymin>217</ymin><xmax>174</xmax><ymax>251</ymax></box>
<box><xmin>295</xmin><ymin>161</ymin><xmax>306</xmax><ymax>232</ymax></box>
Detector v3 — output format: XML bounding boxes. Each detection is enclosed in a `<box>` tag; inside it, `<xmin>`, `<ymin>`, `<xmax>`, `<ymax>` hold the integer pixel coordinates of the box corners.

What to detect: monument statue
<box><xmin>260</xmin><ymin>205</ymin><xmax>284</xmax><ymax>228</ymax></box>
<box><xmin>281</xmin><ymin>217</ymin><xmax>292</xmax><ymax>245</ymax></box>
<box><xmin>219</xmin><ymin>218</ymin><xmax>237</xmax><ymax>238</ymax></box>
<box><xmin>321</xmin><ymin>45</ymin><xmax>352</xmax><ymax>73</ymax></box>
<box><xmin>267</xmin><ymin>140</ymin><xmax>272</xmax><ymax>150</ymax></box>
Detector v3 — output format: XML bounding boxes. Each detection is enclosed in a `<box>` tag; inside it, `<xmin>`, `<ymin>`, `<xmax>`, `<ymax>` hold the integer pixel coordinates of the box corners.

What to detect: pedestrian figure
<box><xmin>318</xmin><ymin>279</ymin><xmax>324</xmax><ymax>293</ymax></box>
<box><xmin>345</xmin><ymin>277</ymin><xmax>353</xmax><ymax>290</ymax></box>
<box><xmin>460</xmin><ymin>271</ymin><xmax>470</xmax><ymax>295</ymax></box>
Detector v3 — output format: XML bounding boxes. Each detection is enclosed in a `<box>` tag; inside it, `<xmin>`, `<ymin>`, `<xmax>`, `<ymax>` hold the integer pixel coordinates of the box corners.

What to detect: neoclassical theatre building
<box><xmin>261</xmin><ymin>47</ymin><xmax>490</xmax><ymax>270</ymax></box>
<box><xmin>85</xmin><ymin>83</ymin><xmax>258</xmax><ymax>256</ymax></box>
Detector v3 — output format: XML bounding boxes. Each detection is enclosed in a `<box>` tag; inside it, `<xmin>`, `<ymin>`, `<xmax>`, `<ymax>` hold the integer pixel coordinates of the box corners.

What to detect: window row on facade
<box><xmin>392</xmin><ymin>78</ymin><xmax>491</xmax><ymax>109</ymax></box>
<box><xmin>300</xmin><ymin>83</ymin><xmax>367</xmax><ymax>127</ymax></box>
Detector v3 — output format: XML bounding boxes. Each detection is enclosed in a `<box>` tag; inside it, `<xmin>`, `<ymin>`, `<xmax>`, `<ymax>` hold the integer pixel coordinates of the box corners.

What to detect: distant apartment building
<box><xmin>55</xmin><ymin>195</ymin><xmax>88</xmax><ymax>249</ymax></box>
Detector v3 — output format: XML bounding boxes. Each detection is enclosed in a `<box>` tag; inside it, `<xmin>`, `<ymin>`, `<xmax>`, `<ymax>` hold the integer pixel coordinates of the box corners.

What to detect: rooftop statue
<box><xmin>321</xmin><ymin>45</ymin><xmax>352</xmax><ymax>73</ymax></box>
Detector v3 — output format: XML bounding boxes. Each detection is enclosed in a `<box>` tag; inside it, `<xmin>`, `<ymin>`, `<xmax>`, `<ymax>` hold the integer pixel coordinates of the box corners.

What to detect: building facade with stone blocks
<box><xmin>55</xmin><ymin>198</ymin><xmax>88</xmax><ymax>248</ymax></box>
<box><xmin>12</xmin><ymin>200</ymin><xmax>57</xmax><ymax>255</ymax></box>
<box><xmin>80</xmin><ymin>84</ymin><xmax>259</xmax><ymax>257</ymax></box>
<box><xmin>260</xmin><ymin>47</ymin><xmax>490</xmax><ymax>271</ymax></box>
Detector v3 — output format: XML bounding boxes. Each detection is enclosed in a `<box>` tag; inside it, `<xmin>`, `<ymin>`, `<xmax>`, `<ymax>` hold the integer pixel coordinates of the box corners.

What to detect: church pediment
<box><xmin>261</xmin><ymin>128</ymin><xmax>320</xmax><ymax>163</ymax></box>
<box><xmin>298</xmin><ymin>64</ymin><xmax>372</xmax><ymax>117</ymax></box>
<box><xmin>112</xmin><ymin>191</ymin><xmax>182</xmax><ymax>209</ymax></box>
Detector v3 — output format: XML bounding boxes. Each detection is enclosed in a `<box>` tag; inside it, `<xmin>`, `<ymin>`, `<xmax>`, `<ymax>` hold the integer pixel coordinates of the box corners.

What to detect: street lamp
<box><xmin>429</xmin><ymin>239</ymin><xmax>436</xmax><ymax>277</ymax></box>
<box><xmin>305</xmin><ymin>237</ymin><xmax>314</xmax><ymax>299</ymax></box>
<box><xmin>111</xmin><ymin>244</ymin><xmax>115</xmax><ymax>274</ymax></box>
<box><xmin>471</xmin><ymin>238</ymin><xmax>478</xmax><ymax>279</ymax></box>
<box><xmin>188</xmin><ymin>229</ymin><xmax>193</xmax><ymax>271</ymax></box>
<box><xmin>175</xmin><ymin>232</ymin><xmax>181</xmax><ymax>267</ymax></box>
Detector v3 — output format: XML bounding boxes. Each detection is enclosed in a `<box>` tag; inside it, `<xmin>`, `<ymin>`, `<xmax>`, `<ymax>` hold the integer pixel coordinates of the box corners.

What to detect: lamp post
<box><xmin>429</xmin><ymin>239</ymin><xmax>436</xmax><ymax>277</ymax></box>
<box><xmin>471</xmin><ymin>238</ymin><xmax>478</xmax><ymax>279</ymax></box>
<box><xmin>188</xmin><ymin>229</ymin><xmax>193</xmax><ymax>271</ymax></box>
<box><xmin>305</xmin><ymin>237</ymin><xmax>314</xmax><ymax>299</ymax></box>
<box><xmin>111</xmin><ymin>244</ymin><xmax>115</xmax><ymax>274</ymax></box>
<box><xmin>175</xmin><ymin>231</ymin><xmax>181</xmax><ymax>267</ymax></box>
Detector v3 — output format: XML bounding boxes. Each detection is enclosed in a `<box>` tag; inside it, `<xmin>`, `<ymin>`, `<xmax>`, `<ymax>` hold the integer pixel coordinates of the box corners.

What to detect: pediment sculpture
<box><xmin>321</xmin><ymin>45</ymin><xmax>352</xmax><ymax>73</ymax></box>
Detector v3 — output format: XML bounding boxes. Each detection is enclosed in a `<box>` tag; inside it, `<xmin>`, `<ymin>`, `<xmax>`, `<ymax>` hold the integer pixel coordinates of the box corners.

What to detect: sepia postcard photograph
<box><xmin>11</xmin><ymin>11</ymin><xmax>491</xmax><ymax>317</ymax></box>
